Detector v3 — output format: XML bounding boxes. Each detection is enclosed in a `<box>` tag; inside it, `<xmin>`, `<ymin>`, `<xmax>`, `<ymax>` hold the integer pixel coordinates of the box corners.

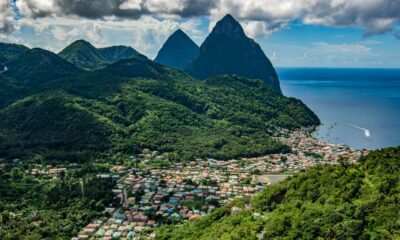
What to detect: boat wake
<box><xmin>348</xmin><ymin>123</ymin><xmax>371</xmax><ymax>138</ymax></box>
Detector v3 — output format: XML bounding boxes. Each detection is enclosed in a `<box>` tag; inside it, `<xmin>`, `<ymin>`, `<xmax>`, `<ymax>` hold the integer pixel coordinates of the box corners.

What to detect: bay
<box><xmin>278</xmin><ymin>68</ymin><xmax>400</xmax><ymax>150</ymax></box>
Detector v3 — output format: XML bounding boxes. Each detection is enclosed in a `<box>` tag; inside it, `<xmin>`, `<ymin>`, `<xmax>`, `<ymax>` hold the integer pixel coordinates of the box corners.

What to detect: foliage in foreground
<box><xmin>0</xmin><ymin>165</ymin><xmax>116</xmax><ymax>239</ymax></box>
<box><xmin>156</xmin><ymin>147</ymin><xmax>400</xmax><ymax>240</ymax></box>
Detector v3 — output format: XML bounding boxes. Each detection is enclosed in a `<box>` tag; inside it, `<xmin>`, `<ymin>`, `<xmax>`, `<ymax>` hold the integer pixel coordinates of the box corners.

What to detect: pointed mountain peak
<box><xmin>169</xmin><ymin>29</ymin><xmax>192</xmax><ymax>41</ymax></box>
<box><xmin>212</xmin><ymin>14</ymin><xmax>245</xmax><ymax>38</ymax></box>
<box><xmin>154</xmin><ymin>29</ymin><xmax>199</xmax><ymax>70</ymax></box>
<box><xmin>186</xmin><ymin>14</ymin><xmax>282</xmax><ymax>94</ymax></box>
<box><xmin>173</xmin><ymin>29</ymin><xmax>185</xmax><ymax>35</ymax></box>
<box><xmin>221</xmin><ymin>14</ymin><xmax>236</xmax><ymax>23</ymax></box>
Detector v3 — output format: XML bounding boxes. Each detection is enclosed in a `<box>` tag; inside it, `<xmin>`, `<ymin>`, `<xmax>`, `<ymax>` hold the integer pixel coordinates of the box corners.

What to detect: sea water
<box><xmin>278</xmin><ymin>68</ymin><xmax>400</xmax><ymax>150</ymax></box>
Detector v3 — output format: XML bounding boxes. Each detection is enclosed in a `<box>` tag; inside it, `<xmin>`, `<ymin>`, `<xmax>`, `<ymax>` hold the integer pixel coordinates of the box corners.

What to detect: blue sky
<box><xmin>259</xmin><ymin>24</ymin><xmax>400</xmax><ymax>67</ymax></box>
<box><xmin>1</xmin><ymin>0</ymin><xmax>399</xmax><ymax>68</ymax></box>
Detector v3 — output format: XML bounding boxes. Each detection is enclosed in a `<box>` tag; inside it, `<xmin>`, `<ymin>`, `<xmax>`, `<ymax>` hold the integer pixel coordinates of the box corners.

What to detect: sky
<box><xmin>1</xmin><ymin>0</ymin><xmax>400</xmax><ymax>68</ymax></box>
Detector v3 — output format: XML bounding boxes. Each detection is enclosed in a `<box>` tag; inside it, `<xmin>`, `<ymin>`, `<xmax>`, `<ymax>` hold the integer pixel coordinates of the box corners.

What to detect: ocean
<box><xmin>277</xmin><ymin>68</ymin><xmax>400</xmax><ymax>150</ymax></box>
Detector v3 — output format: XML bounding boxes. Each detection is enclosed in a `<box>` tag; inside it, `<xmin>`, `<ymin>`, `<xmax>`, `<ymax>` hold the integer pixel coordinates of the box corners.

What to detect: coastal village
<box><xmin>69</xmin><ymin>129</ymin><xmax>368</xmax><ymax>240</ymax></box>
<box><xmin>0</xmin><ymin>129</ymin><xmax>368</xmax><ymax>240</ymax></box>
<box><xmin>1</xmin><ymin>129</ymin><xmax>370</xmax><ymax>240</ymax></box>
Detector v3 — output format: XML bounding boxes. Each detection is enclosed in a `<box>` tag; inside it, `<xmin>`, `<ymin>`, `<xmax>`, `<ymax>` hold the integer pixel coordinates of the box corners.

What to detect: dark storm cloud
<box><xmin>178</xmin><ymin>0</ymin><xmax>216</xmax><ymax>17</ymax></box>
<box><xmin>21</xmin><ymin>0</ymin><xmax>216</xmax><ymax>19</ymax></box>
<box><xmin>307</xmin><ymin>0</ymin><xmax>400</xmax><ymax>36</ymax></box>
<box><xmin>56</xmin><ymin>0</ymin><xmax>146</xmax><ymax>19</ymax></box>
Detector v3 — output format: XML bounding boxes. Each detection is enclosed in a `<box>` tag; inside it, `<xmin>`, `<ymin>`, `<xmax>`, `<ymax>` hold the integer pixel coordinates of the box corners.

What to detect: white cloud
<box><xmin>0</xmin><ymin>0</ymin><xmax>17</xmax><ymax>33</ymax></box>
<box><xmin>119</xmin><ymin>0</ymin><xmax>143</xmax><ymax>10</ymax></box>
<box><xmin>144</xmin><ymin>0</ymin><xmax>185</xmax><ymax>13</ymax></box>
<box><xmin>312</xmin><ymin>42</ymin><xmax>372</xmax><ymax>55</ymax></box>
<box><xmin>16</xmin><ymin>0</ymin><xmax>61</xmax><ymax>17</ymax></box>
<box><xmin>211</xmin><ymin>0</ymin><xmax>400</xmax><ymax>38</ymax></box>
<box><xmin>4</xmin><ymin>0</ymin><xmax>398</xmax><ymax>39</ymax></box>
<box><xmin>242</xmin><ymin>21</ymin><xmax>270</xmax><ymax>38</ymax></box>
<box><xmin>292</xmin><ymin>42</ymin><xmax>376</xmax><ymax>66</ymax></box>
<box><xmin>5</xmin><ymin>15</ymin><xmax>205</xmax><ymax>58</ymax></box>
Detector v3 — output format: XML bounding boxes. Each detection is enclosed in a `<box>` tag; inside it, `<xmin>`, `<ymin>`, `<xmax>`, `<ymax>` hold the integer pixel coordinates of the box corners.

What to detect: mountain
<box><xmin>156</xmin><ymin>147</ymin><xmax>400</xmax><ymax>240</ymax></box>
<box><xmin>155</xmin><ymin>29</ymin><xmax>199</xmax><ymax>70</ymax></box>
<box><xmin>99</xmin><ymin>45</ymin><xmax>146</xmax><ymax>63</ymax></box>
<box><xmin>58</xmin><ymin>39</ymin><xmax>108</xmax><ymax>70</ymax></box>
<box><xmin>0</xmin><ymin>42</ymin><xmax>29</xmax><ymax>65</ymax></box>
<box><xmin>0</xmin><ymin>91</ymin><xmax>116</xmax><ymax>161</ymax></box>
<box><xmin>5</xmin><ymin>48</ymin><xmax>81</xmax><ymax>84</ymax></box>
<box><xmin>0</xmin><ymin>54</ymin><xmax>319</xmax><ymax>162</ymax></box>
<box><xmin>0</xmin><ymin>48</ymin><xmax>81</xmax><ymax>108</ymax></box>
<box><xmin>186</xmin><ymin>14</ymin><xmax>282</xmax><ymax>94</ymax></box>
<box><xmin>58</xmin><ymin>40</ymin><xmax>146</xmax><ymax>70</ymax></box>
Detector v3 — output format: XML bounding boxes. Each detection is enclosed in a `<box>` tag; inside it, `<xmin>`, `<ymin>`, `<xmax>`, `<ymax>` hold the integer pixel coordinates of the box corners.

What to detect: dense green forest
<box><xmin>0</xmin><ymin>164</ymin><xmax>116</xmax><ymax>239</ymax></box>
<box><xmin>156</xmin><ymin>147</ymin><xmax>400</xmax><ymax>240</ymax></box>
<box><xmin>58</xmin><ymin>40</ymin><xmax>145</xmax><ymax>70</ymax></box>
<box><xmin>0</xmin><ymin>42</ymin><xmax>29</xmax><ymax>65</ymax></box>
<box><xmin>0</xmin><ymin>51</ymin><xmax>319</xmax><ymax>163</ymax></box>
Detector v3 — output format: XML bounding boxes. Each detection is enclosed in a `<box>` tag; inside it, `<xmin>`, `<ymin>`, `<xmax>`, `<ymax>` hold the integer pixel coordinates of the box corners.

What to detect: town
<box><xmin>0</xmin><ymin>130</ymin><xmax>368</xmax><ymax>240</ymax></box>
<box><xmin>71</xmin><ymin>129</ymin><xmax>368</xmax><ymax>240</ymax></box>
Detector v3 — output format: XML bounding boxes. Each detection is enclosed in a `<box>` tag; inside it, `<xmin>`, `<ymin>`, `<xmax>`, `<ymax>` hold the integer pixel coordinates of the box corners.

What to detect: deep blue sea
<box><xmin>277</xmin><ymin>68</ymin><xmax>400</xmax><ymax>150</ymax></box>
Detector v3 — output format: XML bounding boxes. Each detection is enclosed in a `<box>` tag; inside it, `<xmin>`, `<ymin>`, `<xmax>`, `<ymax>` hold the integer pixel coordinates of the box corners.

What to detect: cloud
<box><xmin>0</xmin><ymin>0</ymin><xmax>17</xmax><ymax>33</ymax></box>
<box><xmin>9</xmin><ymin>0</ymin><xmax>399</xmax><ymax>39</ymax></box>
<box><xmin>7</xmin><ymin>14</ymin><xmax>203</xmax><ymax>58</ymax></box>
<box><xmin>293</xmin><ymin>42</ymin><xmax>375</xmax><ymax>66</ymax></box>
<box><xmin>211</xmin><ymin>0</ymin><xmax>400</xmax><ymax>38</ymax></box>
<box><xmin>15</xmin><ymin>0</ymin><xmax>217</xmax><ymax>19</ymax></box>
<box><xmin>49</xmin><ymin>22</ymin><xmax>106</xmax><ymax>47</ymax></box>
<box><xmin>2</xmin><ymin>0</ymin><xmax>400</xmax><ymax>45</ymax></box>
<box><xmin>312</xmin><ymin>42</ymin><xmax>372</xmax><ymax>55</ymax></box>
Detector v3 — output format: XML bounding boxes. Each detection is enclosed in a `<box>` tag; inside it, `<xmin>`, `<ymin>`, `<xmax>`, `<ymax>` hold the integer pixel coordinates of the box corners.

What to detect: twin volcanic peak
<box><xmin>155</xmin><ymin>14</ymin><xmax>282</xmax><ymax>94</ymax></box>
<box><xmin>154</xmin><ymin>29</ymin><xmax>199</xmax><ymax>70</ymax></box>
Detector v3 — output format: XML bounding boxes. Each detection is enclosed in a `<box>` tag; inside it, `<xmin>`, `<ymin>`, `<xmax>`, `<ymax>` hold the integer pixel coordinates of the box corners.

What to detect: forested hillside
<box><xmin>0</xmin><ymin>55</ymin><xmax>319</xmax><ymax>163</ymax></box>
<box><xmin>0</xmin><ymin>42</ymin><xmax>29</xmax><ymax>65</ymax></box>
<box><xmin>156</xmin><ymin>147</ymin><xmax>400</xmax><ymax>240</ymax></box>
<box><xmin>58</xmin><ymin>40</ymin><xmax>144</xmax><ymax>70</ymax></box>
